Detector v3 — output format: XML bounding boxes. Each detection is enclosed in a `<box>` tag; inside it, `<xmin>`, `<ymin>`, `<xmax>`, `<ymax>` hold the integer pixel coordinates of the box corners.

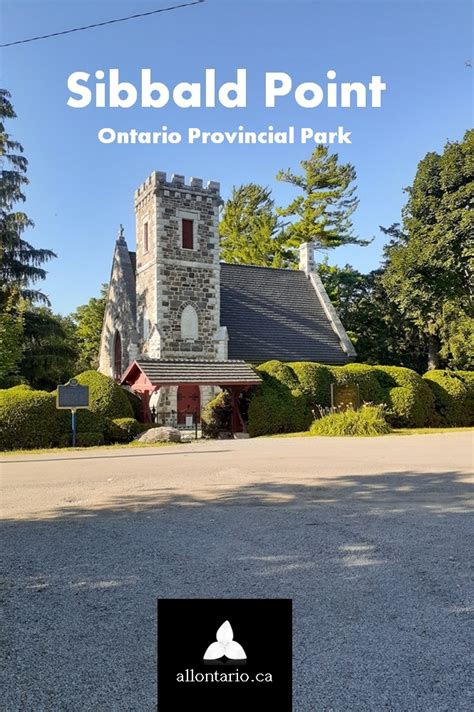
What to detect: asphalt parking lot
<box><xmin>1</xmin><ymin>433</ymin><xmax>473</xmax><ymax>711</ymax></box>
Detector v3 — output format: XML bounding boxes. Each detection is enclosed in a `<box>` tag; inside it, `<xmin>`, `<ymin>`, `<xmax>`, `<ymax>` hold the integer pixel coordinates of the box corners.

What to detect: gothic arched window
<box><xmin>180</xmin><ymin>304</ymin><xmax>199</xmax><ymax>341</ymax></box>
<box><xmin>113</xmin><ymin>330</ymin><xmax>122</xmax><ymax>381</ymax></box>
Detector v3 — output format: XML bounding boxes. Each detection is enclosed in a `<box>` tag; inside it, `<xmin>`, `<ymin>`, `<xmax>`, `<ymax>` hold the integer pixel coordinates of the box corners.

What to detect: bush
<box><xmin>248</xmin><ymin>362</ymin><xmax>311</xmax><ymax>437</ymax></box>
<box><xmin>310</xmin><ymin>405</ymin><xmax>391</xmax><ymax>437</ymax></box>
<box><xmin>457</xmin><ymin>372</ymin><xmax>474</xmax><ymax>423</ymax></box>
<box><xmin>329</xmin><ymin>364</ymin><xmax>385</xmax><ymax>405</ymax></box>
<box><xmin>290</xmin><ymin>362</ymin><xmax>332</xmax><ymax>408</ymax></box>
<box><xmin>201</xmin><ymin>390</ymin><xmax>232</xmax><ymax>438</ymax></box>
<box><xmin>74</xmin><ymin>432</ymin><xmax>104</xmax><ymax>447</ymax></box>
<box><xmin>255</xmin><ymin>360</ymin><xmax>300</xmax><ymax>390</ymax></box>
<box><xmin>74</xmin><ymin>371</ymin><xmax>133</xmax><ymax>419</ymax></box>
<box><xmin>0</xmin><ymin>387</ymin><xmax>64</xmax><ymax>450</ymax></box>
<box><xmin>423</xmin><ymin>370</ymin><xmax>473</xmax><ymax>426</ymax></box>
<box><xmin>374</xmin><ymin>366</ymin><xmax>436</xmax><ymax>427</ymax></box>
<box><xmin>123</xmin><ymin>388</ymin><xmax>143</xmax><ymax>420</ymax></box>
<box><xmin>246</xmin><ymin>360</ymin><xmax>438</xmax><ymax>434</ymax></box>
<box><xmin>0</xmin><ymin>385</ymin><xmax>107</xmax><ymax>450</ymax></box>
<box><xmin>105</xmin><ymin>417</ymin><xmax>143</xmax><ymax>443</ymax></box>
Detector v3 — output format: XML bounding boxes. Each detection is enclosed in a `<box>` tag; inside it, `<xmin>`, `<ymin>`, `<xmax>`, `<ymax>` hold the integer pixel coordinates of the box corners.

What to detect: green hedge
<box><xmin>0</xmin><ymin>384</ymin><xmax>107</xmax><ymax>450</ymax></box>
<box><xmin>104</xmin><ymin>417</ymin><xmax>143</xmax><ymax>443</ymax></box>
<box><xmin>373</xmin><ymin>366</ymin><xmax>436</xmax><ymax>427</ymax></box>
<box><xmin>331</xmin><ymin>363</ymin><xmax>386</xmax><ymax>405</ymax></box>
<box><xmin>289</xmin><ymin>362</ymin><xmax>332</xmax><ymax>408</ymax></box>
<box><xmin>247</xmin><ymin>362</ymin><xmax>311</xmax><ymax>437</ymax></box>
<box><xmin>310</xmin><ymin>405</ymin><xmax>391</xmax><ymax>437</ymax></box>
<box><xmin>74</xmin><ymin>371</ymin><xmax>133</xmax><ymax>419</ymax></box>
<box><xmin>123</xmin><ymin>388</ymin><xmax>143</xmax><ymax>420</ymax></box>
<box><xmin>423</xmin><ymin>370</ymin><xmax>473</xmax><ymax>426</ymax></box>
<box><xmin>0</xmin><ymin>388</ymin><xmax>64</xmax><ymax>450</ymax></box>
<box><xmin>201</xmin><ymin>391</ymin><xmax>232</xmax><ymax>438</ymax></box>
<box><xmin>248</xmin><ymin>360</ymin><xmax>439</xmax><ymax>434</ymax></box>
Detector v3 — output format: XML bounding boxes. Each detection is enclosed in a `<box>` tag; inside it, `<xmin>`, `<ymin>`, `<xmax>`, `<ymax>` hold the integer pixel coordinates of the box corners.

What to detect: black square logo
<box><xmin>157</xmin><ymin>598</ymin><xmax>292</xmax><ymax>711</ymax></box>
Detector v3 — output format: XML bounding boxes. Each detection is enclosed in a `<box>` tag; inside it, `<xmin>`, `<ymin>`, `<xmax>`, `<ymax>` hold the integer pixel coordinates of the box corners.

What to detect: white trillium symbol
<box><xmin>203</xmin><ymin>620</ymin><xmax>247</xmax><ymax>661</ymax></box>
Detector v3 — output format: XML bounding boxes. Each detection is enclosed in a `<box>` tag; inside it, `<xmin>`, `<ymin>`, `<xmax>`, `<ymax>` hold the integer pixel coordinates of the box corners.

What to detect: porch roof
<box><xmin>121</xmin><ymin>359</ymin><xmax>262</xmax><ymax>388</ymax></box>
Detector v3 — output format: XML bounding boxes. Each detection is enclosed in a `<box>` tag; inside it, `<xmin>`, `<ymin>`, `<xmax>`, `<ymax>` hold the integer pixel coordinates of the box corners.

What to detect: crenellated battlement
<box><xmin>134</xmin><ymin>171</ymin><xmax>220</xmax><ymax>201</ymax></box>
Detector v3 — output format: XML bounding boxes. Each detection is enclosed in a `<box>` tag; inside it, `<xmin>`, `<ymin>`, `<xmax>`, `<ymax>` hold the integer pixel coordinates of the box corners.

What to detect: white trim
<box><xmin>309</xmin><ymin>272</ymin><xmax>357</xmax><ymax>358</ymax></box>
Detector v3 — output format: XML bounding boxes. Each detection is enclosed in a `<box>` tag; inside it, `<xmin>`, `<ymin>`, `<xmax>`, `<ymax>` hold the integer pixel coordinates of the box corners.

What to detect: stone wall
<box><xmin>134</xmin><ymin>171</ymin><xmax>226</xmax><ymax>360</ymax></box>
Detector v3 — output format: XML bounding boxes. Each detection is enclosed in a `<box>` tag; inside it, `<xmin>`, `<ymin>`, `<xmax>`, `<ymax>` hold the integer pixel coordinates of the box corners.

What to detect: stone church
<box><xmin>98</xmin><ymin>170</ymin><xmax>355</xmax><ymax>429</ymax></box>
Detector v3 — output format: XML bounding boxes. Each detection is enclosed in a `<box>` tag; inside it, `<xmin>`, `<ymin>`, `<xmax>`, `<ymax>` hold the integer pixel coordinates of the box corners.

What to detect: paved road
<box><xmin>1</xmin><ymin>433</ymin><xmax>473</xmax><ymax>711</ymax></box>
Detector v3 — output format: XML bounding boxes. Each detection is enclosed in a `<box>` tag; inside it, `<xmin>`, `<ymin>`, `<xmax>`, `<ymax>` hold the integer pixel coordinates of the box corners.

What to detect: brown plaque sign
<box><xmin>331</xmin><ymin>383</ymin><xmax>360</xmax><ymax>410</ymax></box>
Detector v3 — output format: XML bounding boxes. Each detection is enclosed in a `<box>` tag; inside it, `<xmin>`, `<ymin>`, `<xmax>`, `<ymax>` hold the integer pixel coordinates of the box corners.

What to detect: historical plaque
<box><xmin>330</xmin><ymin>383</ymin><xmax>360</xmax><ymax>410</ymax></box>
<box><xmin>56</xmin><ymin>379</ymin><xmax>90</xmax><ymax>409</ymax></box>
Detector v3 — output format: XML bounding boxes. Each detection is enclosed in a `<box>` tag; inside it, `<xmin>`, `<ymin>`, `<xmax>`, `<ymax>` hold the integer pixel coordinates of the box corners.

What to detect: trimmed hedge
<box><xmin>201</xmin><ymin>390</ymin><xmax>232</xmax><ymax>438</ymax></box>
<box><xmin>331</xmin><ymin>363</ymin><xmax>385</xmax><ymax>405</ymax></box>
<box><xmin>374</xmin><ymin>366</ymin><xmax>435</xmax><ymax>427</ymax></box>
<box><xmin>310</xmin><ymin>405</ymin><xmax>391</xmax><ymax>437</ymax></box>
<box><xmin>247</xmin><ymin>362</ymin><xmax>311</xmax><ymax>437</ymax></box>
<box><xmin>247</xmin><ymin>360</ymin><xmax>439</xmax><ymax>434</ymax></box>
<box><xmin>423</xmin><ymin>370</ymin><xmax>473</xmax><ymax>426</ymax></box>
<box><xmin>123</xmin><ymin>388</ymin><xmax>143</xmax><ymax>420</ymax></box>
<box><xmin>0</xmin><ymin>385</ymin><xmax>107</xmax><ymax>450</ymax></box>
<box><xmin>289</xmin><ymin>362</ymin><xmax>332</xmax><ymax>408</ymax></box>
<box><xmin>105</xmin><ymin>417</ymin><xmax>143</xmax><ymax>443</ymax></box>
<box><xmin>74</xmin><ymin>371</ymin><xmax>133</xmax><ymax>419</ymax></box>
<box><xmin>0</xmin><ymin>388</ymin><xmax>64</xmax><ymax>450</ymax></box>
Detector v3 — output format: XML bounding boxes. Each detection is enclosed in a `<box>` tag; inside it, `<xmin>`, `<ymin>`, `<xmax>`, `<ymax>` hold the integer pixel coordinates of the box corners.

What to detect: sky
<box><xmin>1</xmin><ymin>0</ymin><xmax>472</xmax><ymax>315</ymax></box>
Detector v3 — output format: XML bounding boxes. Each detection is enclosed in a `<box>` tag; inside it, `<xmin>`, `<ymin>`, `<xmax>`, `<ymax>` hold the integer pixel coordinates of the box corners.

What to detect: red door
<box><xmin>177</xmin><ymin>384</ymin><xmax>201</xmax><ymax>425</ymax></box>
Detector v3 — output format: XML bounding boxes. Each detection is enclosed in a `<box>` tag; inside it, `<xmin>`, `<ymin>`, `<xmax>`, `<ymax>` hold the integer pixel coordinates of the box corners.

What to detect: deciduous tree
<box><xmin>382</xmin><ymin>130</ymin><xmax>473</xmax><ymax>369</ymax></box>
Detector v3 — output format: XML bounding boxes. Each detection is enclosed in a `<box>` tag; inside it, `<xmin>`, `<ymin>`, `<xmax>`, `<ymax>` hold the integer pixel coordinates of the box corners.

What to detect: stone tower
<box><xmin>134</xmin><ymin>171</ymin><xmax>227</xmax><ymax>361</ymax></box>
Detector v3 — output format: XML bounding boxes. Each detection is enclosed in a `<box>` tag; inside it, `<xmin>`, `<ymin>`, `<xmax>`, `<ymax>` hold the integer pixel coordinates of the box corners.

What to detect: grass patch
<box><xmin>310</xmin><ymin>405</ymin><xmax>391</xmax><ymax>437</ymax></box>
<box><xmin>267</xmin><ymin>426</ymin><xmax>473</xmax><ymax>439</ymax></box>
<box><xmin>0</xmin><ymin>439</ymin><xmax>191</xmax><ymax>457</ymax></box>
<box><xmin>390</xmin><ymin>426</ymin><xmax>474</xmax><ymax>436</ymax></box>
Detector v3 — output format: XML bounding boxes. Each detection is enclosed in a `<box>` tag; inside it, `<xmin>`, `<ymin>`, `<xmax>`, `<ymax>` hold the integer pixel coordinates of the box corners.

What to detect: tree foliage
<box><xmin>382</xmin><ymin>130</ymin><xmax>474</xmax><ymax>369</ymax></box>
<box><xmin>317</xmin><ymin>260</ymin><xmax>426</xmax><ymax>372</ymax></box>
<box><xmin>71</xmin><ymin>284</ymin><xmax>107</xmax><ymax>371</ymax></box>
<box><xmin>219</xmin><ymin>183</ymin><xmax>292</xmax><ymax>267</ymax></box>
<box><xmin>19</xmin><ymin>308</ymin><xmax>78</xmax><ymax>390</ymax></box>
<box><xmin>276</xmin><ymin>145</ymin><xmax>368</xmax><ymax>250</ymax></box>
<box><xmin>0</xmin><ymin>288</ymin><xmax>25</xmax><ymax>382</ymax></box>
<box><xmin>0</xmin><ymin>88</ymin><xmax>56</xmax><ymax>305</ymax></box>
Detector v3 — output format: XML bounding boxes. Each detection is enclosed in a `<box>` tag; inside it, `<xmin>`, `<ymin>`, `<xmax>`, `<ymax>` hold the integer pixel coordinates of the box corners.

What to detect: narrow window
<box><xmin>143</xmin><ymin>222</ymin><xmax>149</xmax><ymax>253</ymax></box>
<box><xmin>182</xmin><ymin>219</ymin><xmax>193</xmax><ymax>249</ymax></box>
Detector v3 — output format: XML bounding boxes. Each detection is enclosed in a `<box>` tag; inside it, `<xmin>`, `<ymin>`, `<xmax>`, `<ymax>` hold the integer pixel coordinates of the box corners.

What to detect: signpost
<box><xmin>331</xmin><ymin>383</ymin><xmax>360</xmax><ymax>411</ymax></box>
<box><xmin>56</xmin><ymin>379</ymin><xmax>90</xmax><ymax>446</ymax></box>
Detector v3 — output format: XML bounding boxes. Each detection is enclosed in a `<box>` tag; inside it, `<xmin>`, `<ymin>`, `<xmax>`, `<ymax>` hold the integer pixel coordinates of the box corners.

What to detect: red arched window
<box><xmin>113</xmin><ymin>331</ymin><xmax>122</xmax><ymax>381</ymax></box>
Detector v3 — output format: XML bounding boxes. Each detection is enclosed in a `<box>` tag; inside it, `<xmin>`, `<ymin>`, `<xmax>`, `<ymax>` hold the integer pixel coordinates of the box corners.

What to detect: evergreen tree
<box><xmin>220</xmin><ymin>184</ymin><xmax>292</xmax><ymax>267</ymax></box>
<box><xmin>19</xmin><ymin>308</ymin><xmax>77</xmax><ymax>390</ymax></box>
<box><xmin>382</xmin><ymin>130</ymin><xmax>473</xmax><ymax>369</ymax></box>
<box><xmin>0</xmin><ymin>88</ymin><xmax>55</xmax><ymax>305</ymax></box>
<box><xmin>0</xmin><ymin>288</ymin><xmax>25</xmax><ymax>382</ymax></box>
<box><xmin>276</xmin><ymin>146</ymin><xmax>368</xmax><ymax>251</ymax></box>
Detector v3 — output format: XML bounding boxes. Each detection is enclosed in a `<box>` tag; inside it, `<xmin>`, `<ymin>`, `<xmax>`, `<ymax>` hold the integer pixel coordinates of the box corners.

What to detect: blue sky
<box><xmin>2</xmin><ymin>0</ymin><xmax>472</xmax><ymax>314</ymax></box>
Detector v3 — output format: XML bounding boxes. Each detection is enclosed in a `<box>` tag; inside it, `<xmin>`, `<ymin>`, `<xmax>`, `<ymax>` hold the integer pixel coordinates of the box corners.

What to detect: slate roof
<box><xmin>123</xmin><ymin>359</ymin><xmax>261</xmax><ymax>386</ymax></box>
<box><xmin>220</xmin><ymin>263</ymin><xmax>348</xmax><ymax>364</ymax></box>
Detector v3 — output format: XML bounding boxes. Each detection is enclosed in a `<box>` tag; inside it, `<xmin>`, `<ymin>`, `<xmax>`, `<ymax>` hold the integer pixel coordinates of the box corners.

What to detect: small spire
<box><xmin>117</xmin><ymin>224</ymin><xmax>126</xmax><ymax>244</ymax></box>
